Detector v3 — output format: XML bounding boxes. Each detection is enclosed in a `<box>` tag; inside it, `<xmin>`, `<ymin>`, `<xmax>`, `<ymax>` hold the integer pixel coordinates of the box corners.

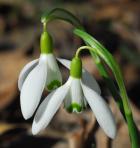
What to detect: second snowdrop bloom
<box><xmin>32</xmin><ymin>57</ymin><xmax>116</xmax><ymax>139</ymax></box>
<box><xmin>18</xmin><ymin>31</ymin><xmax>62</xmax><ymax>120</ymax></box>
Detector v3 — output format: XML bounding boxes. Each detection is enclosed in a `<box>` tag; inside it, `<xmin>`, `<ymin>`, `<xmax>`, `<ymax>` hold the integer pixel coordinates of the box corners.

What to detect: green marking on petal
<box><xmin>47</xmin><ymin>80</ymin><xmax>61</xmax><ymax>91</ymax></box>
<box><xmin>66</xmin><ymin>102</ymin><xmax>82</xmax><ymax>113</ymax></box>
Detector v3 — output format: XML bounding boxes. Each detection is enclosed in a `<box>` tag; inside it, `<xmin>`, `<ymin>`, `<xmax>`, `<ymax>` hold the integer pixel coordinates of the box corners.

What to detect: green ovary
<box><xmin>47</xmin><ymin>80</ymin><xmax>61</xmax><ymax>91</ymax></box>
<box><xmin>66</xmin><ymin>102</ymin><xmax>82</xmax><ymax>113</ymax></box>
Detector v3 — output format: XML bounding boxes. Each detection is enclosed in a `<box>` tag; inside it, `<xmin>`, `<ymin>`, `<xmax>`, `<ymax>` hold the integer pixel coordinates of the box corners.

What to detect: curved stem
<box><xmin>43</xmin><ymin>22</ymin><xmax>47</xmax><ymax>32</ymax></box>
<box><xmin>41</xmin><ymin>8</ymin><xmax>84</xmax><ymax>30</ymax></box>
<box><xmin>75</xmin><ymin>46</ymin><xmax>93</xmax><ymax>57</ymax></box>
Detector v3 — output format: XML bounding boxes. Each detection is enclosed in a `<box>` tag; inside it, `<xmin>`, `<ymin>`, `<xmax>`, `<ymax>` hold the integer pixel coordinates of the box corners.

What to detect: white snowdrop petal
<box><xmin>18</xmin><ymin>59</ymin><xmax>39</xmax><ymax>90</ymax></box>
<box><xmin>32</xmin><ymin>84</ymin><xmax>70</xmax><ymax>135</ymax></box>
<box><xmin>81</xmin><ymin>82</ymin><xmax>116</xmax><ymax>139</ymax></box>
<box><xmin>57</xmin><ymin>58</ymin><xmax>71</xmax><ymax>69</ymax></box>
<box><xmin>82</xmin><ymin>70</ymin><xmax>101</xmax><ymax>94</ymax></box>
<box><xmin>70</xmin><ymin>77</ymin><xmax>84</xmax><ymax>106</ymax></box>
<box><xmin>57</xmin><ymin>58</ymin><xmax>101</xmax><ymax>94</ymax></box>
<box><xmin>70</xmin><ymin>77</ymin><xmax>85</xmax><ymax>112</ymax></box>
<box><xmin>45</xmin><ymin>54</ymin><xmax>62</xmax><ymax>90</ymax></box>
<box><xmin>20</xmin><ymin>57</ymin><xmax>47</xmax><ymax>120</ymax></box>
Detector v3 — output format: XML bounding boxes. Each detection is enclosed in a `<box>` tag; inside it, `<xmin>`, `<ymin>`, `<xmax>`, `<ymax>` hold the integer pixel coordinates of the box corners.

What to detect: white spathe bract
<box><xmin>19</xmin><ymin>54</ymin><xmax>62</xmax><ymax>119</ymax></box>
<box><xmin>32</xmin><ymin>76</ymin><xmax>116</xmax><ymax>139</ymax></box>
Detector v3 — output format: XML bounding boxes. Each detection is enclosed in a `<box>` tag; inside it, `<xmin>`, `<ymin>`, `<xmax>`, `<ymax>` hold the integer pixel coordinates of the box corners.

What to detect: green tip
<box><xmin>47</xmin><ymin>80</ymin><xmax>61</xmax><ymax>91</ymax></box>
<box><xmin>70</xmin><ymin>57</ymin><xmax>82</xmax><ymax>78</ymax></box>
<box><xmin>40</xmin><ymin>31</ymin><xmax>53</xmax><ymax>54</ymax></box>
<box><xmin>67</xmin><ymin>103</ymin><xmax>82</xmax><ymax>113</ymax></box>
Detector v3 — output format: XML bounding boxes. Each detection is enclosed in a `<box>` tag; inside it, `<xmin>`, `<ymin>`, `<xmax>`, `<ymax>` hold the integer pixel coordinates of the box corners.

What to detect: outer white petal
<box><xmin>57</xmin><ymin>58</ymin><xmax>71</xmax><ymax>68</ymax></box>
<box><xmin>57</xmin><ymin>58</ymin><xmax>101</xmax><ymax>94</ymax></box>
<box><xmin>32</xmin><ymin>82</ymin><xmax>70</xmax><ymax>135</ymax></box>
<box><xmin>45</xmin><ymin>54</ymin><xmax>62</xmax><ymax>90</ymax></box>
<box><xmin>18</xmin><ymin>59</ymin><xmax>39</xmax><ymax>90</ymax></box>
<box><xmin>20</xmin><ymin>55</ymin><xmax>47</xmax><ymax>119</ymax></box>
<box><xmin>81</xmin><ymin>82</ymin><xmax>116</xmax><ymax>139</ymax></box>
<box><xmin>82</xmin><ymin>70</ymin><xmax>101</xmax><ymax>94</ymax></box>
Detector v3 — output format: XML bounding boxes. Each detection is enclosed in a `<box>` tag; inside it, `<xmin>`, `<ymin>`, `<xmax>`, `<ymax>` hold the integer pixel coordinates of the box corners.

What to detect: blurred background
<box><xmin>0</xmin><ymin>0</ymin><xmax>140</xmax><ymax>148</ymax></box>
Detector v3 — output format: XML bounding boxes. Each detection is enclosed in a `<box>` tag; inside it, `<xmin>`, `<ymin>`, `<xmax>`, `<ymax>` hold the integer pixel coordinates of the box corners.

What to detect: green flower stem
<box><xmin>41</xmin><ymin>8</ymin><xmax>84</xmax><ymax>30</ymax></box>
<box><xmin>43</xmin><ymin>22</ymin><xmax>47</xmax><ymax>32</ymax></box>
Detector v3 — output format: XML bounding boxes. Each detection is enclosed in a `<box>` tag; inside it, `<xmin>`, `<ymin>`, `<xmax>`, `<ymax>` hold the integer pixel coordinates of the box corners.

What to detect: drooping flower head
<box><xmin>32</xmin><ymin>56</ymin><xmax>117</xmax><ymax>139</ymax></box>
<box><xmin>18</xmin><ymin>31</ymin><xmax>62</xmax><ymax>119</ymax></box>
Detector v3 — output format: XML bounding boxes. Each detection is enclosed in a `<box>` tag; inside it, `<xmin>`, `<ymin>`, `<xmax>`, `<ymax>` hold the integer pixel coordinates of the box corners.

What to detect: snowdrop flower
<box><xmin>32</xmin><ymin>56</ymin><xmax>116</xmax><ymax>139</ymax></box>
<box><xmin>18</xmin><ymin>31</ymin><xmax>62</xmax><ymax>119</ymax></box>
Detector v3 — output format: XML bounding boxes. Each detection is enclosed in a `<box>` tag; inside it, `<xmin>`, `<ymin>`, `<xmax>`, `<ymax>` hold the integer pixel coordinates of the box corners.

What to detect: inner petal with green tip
<box><xmin>66</xmin><ymin>102</ymin><xmax>82</xmax><ymax>113</ymax></box>
<box><xmin>47</xmin><ymin>80</ymin><xmax>61</xmax><ymax>91</ymax></box>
